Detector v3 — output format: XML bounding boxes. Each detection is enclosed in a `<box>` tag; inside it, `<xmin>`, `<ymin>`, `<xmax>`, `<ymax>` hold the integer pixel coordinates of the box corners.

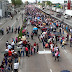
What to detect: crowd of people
<box><xmin>0</xmin><ymin>5</ymin><xmax>72</xmax><ymax>72</ymax></box>
<box><xmin>25</xmin><ymin>5</ymin><xmax>72</xmax><ymax>61</ymax></box>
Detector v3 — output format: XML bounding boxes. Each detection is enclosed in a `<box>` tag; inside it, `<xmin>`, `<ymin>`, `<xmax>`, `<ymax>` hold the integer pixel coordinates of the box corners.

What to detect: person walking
<box><xmin>31</xmin><ymin>46</ymin><xmax>33</xmax><ymax>56</ymax></box>
<box><xmin>55</xmin><ymin>49</ymin><xmax>60</xmax><ymax>61</ymax></box>
<box><xmin>11</xmin><ymin>41</ymin><xmax>15</xmax><ymax>50</ymax></box>
<box><xmin>33</xmin><ymin>42</ymin><xmax>36</xmax><ymax>54</ymax></box>
<box><xmin>70</xmin><ymin>36</ymin><xmax>72</xmax><ymax>47</ymax></box>
<box><xmin>12</xmin><ymin>26</ymin><xmax>13</xmax><ymax>33</ymax></box>
<box><xmin>61</xmin><ymin>40</ymin><xmax>65</xmax><ymax>49</ymax></box>
<box><xmin>62</xmin><ymin>28</ymin><xmax>64</xmax><ymax>34</ymax></box>
<box><xmin>25</xmin><ymin>47</ymin><xmax>28</xmax><ymax>56</ymax></box>
<box><xmin>14</xmin><ymin>60</ymin><xmax>19</xmax><ymax>72</ymax></box>
<box><xmin>37</xmin><ymin>43</ymin><xmax>39</xmax><ymax>53</ymax></box>
<box><xmin>21</xmin><ymin>46</ymin><xmax>25</xmax><ymax>57</ymax></box>
<box><xmin>18</xmin><ymin>26</ymin><xmax>20</xmax><ymax>34</ymax></box>
<box><xmin>1</xmin><ymin>28</ymin><xmax>4</xmax><ymax>35</ymax></box>
<box><xmin>27</xmin><ymin>32</ymin><xmax>29</xmax><ymax>38</ymax></box>
<box><xmin>67</xmin><ymin>33</ymin><xmax>69</xmax><ymax>41</ymax></box>
<box><xmin>42</xmin><ymin>40</ymin><xmax>45</xmax><ymax>48</ymax></box>
<box><xmin>31</xmin><ymin>32</ymin><xmax>33</xmax><ymax>39</ymax></box>
<box><xmin>6</xmin><ymin>41</ymin><xmax>9</xmax><ymax>47</ymax></box>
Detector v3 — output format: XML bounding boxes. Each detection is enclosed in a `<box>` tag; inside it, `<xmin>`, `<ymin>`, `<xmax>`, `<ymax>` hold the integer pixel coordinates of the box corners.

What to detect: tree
<box><xmin>11</xmin><ymin>0</ymin><xmax>16</xmax><ymax>5</ymax></box>
<box><xmin>11</xmin><ymin>0</ymin><xmax>23</xmax><ymax>6</ymax></box>
<box><xmin>15</xmin><ymin>0</ymin><xmax>23</xmax><ymax>5</ymax></box>
<box><xmin>47</xmin><ymin>1</ymin><xmax>52</xmax><ymax>6</ymax></box>
<box><xmin>42</xmin><ymin>1</ymin><xmax>52</xmax><ymax>6</ymax></box>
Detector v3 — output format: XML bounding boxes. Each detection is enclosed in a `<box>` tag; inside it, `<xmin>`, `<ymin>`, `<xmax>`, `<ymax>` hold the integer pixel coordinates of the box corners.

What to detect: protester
<box><xmin>70</xmin><ymin>36</ymin><xmax>72</xmax><ymax>47</ymax></box>
<box><xmin>61</xmin><ymin>40</ymin><xmax>65</xmax><ymax>49</ymax></box>
<box><xmin>8</xmin><ymin>57</ymin><xmax>13</xmax><ymax>70</ymax></box>
<box><xmin>37</xmin><ymin>43</ymin><xmax>39</xmax><ymax>53</ymax></box>
<box><xmin>25</xmin><ymin>47</ymin><xmax>28</xmax><ymax>56</ymax></box>
<box><xmin>14</xmin><ymin>60</ymin><xmax>19</xmax><ymax>72</ymax></box>
<box><xmin>33</xmin><ymin>42</ymin><xmax>36</xmax><ymax>54</ymax></box>
<box><xmin>21</xmin><ymin>46</ymin><xmax>25</xmax><ymax>57</ymax></box>
<box><xmin>11</xmin><ymin>41</ymin><xmax>15</xmax><ymax>50</ymax></box>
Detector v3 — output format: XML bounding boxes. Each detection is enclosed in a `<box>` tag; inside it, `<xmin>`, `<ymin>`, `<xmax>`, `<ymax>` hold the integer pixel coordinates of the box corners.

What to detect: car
<box><xmin>64</xmin><ymin>15</ymin><xmax>70</xmax><ymax>19</ymax></box>
<box><xmin>56</xmin><ymin>13</ymin><xmax>62</xmax><ymax>18</ymax></box>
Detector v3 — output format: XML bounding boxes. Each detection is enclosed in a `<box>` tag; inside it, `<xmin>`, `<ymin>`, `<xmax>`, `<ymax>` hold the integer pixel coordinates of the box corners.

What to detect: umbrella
<box><xmin>43</xmin><ymin>23</ymin><xmax>46</xmax><ymax>25</ymax></box>
<box><xmin>42</xmin><ymin>32</ymin><xmax>47</xmax><ymax>35</ymax></box>
<box><xmin>37</xmin><ymin>17</ymin><xmax>40</xmax><ymax>19</ymax></box>
<box><xmin>33</xmin><ymin>27</ymin><xmax>38</xmax><ymax>30</ymax></box>
<box><xmin>21</xmin><ymin>36</ymin><xmax>26</xmax><ymax>41</ymax></box>
<box><xmin>61</xmin><ymin>70</ymin><xmax>70</xmax><ymax>72</ymax></box>
<box><xmin>17</xmin><ymin>41</ymin><xmax>23</xmax><ymax>45</ymax></box>
<box><xmin>22</xmin><ymin>29</ymin><xmax>26</xmax><ymax>33</ymax></box>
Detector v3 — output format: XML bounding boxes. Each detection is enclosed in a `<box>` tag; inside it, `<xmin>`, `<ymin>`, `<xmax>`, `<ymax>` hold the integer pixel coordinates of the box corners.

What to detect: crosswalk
<box><xmin>38</xmin><ymin>49</ymin><xmax>51</xmax><ymax>54</ymax></box>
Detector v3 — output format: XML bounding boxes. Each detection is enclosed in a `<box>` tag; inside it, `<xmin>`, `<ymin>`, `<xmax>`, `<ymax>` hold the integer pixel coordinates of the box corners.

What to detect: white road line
<box><xmin>11</xmin><ymin>21</ymin><xmax>16</xmax><ymax>27</ymax></box>
<box><xmin>64</xmin><ymin>50</ymin><xmax>67</xmax><ymax>53</ymax></box>
<box><xmin>50</xmin><ymin>69</ymin><xmax>52</xmax><ymax>72</ymax></box>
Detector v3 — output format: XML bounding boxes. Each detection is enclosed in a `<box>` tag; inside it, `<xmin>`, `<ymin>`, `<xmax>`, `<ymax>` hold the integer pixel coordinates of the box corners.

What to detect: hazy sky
<box><xmin>8</xmin><ymin>0</ymin><xmax>69</xmax><ymax>3</ymax></box>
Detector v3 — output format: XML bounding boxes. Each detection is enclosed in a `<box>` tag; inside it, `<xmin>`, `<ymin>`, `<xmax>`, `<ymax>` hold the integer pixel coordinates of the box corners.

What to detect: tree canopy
<box><xmin>11</xmin><ymin>0</ymin><xmax>23</xmax><ymax>6</ymax></box>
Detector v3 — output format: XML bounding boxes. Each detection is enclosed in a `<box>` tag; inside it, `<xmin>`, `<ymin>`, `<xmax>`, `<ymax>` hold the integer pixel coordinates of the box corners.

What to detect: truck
<box><xmin>63</xmin><ymin>10</ymin><xmax>72</xmax><ymax>17</ymax></box>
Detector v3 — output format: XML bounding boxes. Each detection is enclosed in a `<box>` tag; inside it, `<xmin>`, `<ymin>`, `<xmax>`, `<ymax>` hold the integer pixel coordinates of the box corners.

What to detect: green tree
<box><xmin>15</xmin><ymin>0</ymin><xmax>23</xmax><ymax>5</ymax></box>
<box><xmin>46</xmin><ymin>1</ymin><xmax>52</xmax><ymax>6</ymax></box>
<box><xmin>11</xmin><ymin>0</ymin><xmax>23</xmax><ymax>6</ymax></box>
<box><xmin>42</xmin><ymin>1</ymin><xmax>52</xmax><ymax>6</ymax></box>
<box><xmin>11</xmin><ymin>0</ymin><xmax>16</xmax><ymax>5</ymax></box>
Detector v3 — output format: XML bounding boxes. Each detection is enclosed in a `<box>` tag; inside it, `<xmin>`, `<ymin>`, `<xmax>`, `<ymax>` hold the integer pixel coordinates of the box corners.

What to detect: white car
<box><xmin>64</xmin><ymin>15</ymin><xmax>70</xmax><ymax>19</ymax></box>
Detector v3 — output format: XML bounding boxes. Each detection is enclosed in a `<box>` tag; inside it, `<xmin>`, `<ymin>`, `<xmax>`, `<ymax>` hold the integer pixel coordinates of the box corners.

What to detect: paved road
<box><xmin>0</xmin><ymin>11</ymin><xmax>25</xmax><ymax>63</ymax></box>
<box><xmin>19</xmin><ymin>19</ymin><xmax>72</xmax><ymax>72</ymax></box>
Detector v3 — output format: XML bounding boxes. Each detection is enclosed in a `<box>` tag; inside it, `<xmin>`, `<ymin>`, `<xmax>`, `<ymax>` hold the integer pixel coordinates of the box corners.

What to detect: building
<box><xmin>0</xmin><ymin>0</ymin><xmax>9</xmax><ymax>17</ymax></box>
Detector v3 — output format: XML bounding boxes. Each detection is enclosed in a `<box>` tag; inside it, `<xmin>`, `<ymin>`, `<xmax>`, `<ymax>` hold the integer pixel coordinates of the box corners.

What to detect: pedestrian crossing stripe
<box><xmin>38</xmin><ymin>50</ymin><xmax>51</xmax><ymax>54</ymax></box>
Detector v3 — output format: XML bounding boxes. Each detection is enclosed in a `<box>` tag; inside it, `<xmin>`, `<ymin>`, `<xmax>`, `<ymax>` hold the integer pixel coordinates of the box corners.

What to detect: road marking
<box><xmin>38</xmin><ymin>50</ymin><xmax>51</xmax><ymax>54</ymax></box>
<box><xmin>50</xmin><ymin>69</ymin><xmax>52</xmax><ymax>72</ymax></box>
<box><xmin>64</xmin><ymin>50</ymin><xmax>67</xmax><ymax>53</ymax></box>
